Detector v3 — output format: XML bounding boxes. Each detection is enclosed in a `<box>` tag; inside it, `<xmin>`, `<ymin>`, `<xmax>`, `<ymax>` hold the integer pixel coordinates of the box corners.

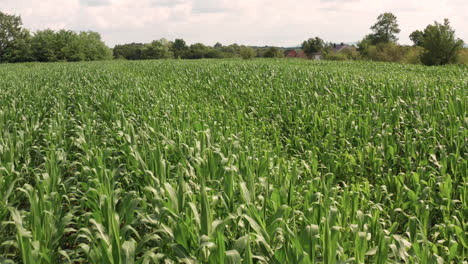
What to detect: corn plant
<box><xmin>0</xmin><ymin>59</ymin><xmax>466</xmax><ymax>263</ymax></box>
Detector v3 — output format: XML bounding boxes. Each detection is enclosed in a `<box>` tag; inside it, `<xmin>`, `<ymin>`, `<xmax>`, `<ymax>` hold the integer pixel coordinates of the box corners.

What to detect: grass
<box><xmin>0</xmin><ymin>59</ymin><xmax>467</xmax><ymax>263</ymax></box>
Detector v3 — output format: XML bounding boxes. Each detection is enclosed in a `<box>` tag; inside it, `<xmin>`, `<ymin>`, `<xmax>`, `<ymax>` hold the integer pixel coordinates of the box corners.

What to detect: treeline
<box><xmin>301</xmin><ymin>13</ymin><xmax>467</xmax><ymax>66</ymax></box>
<box><xmin>0</xmin><ymin>11</ymin><xmax>111</xmax><ymax>63</ymax></box>
<box><xmin>1</xmin><ymin>10</ymin><xmax>466</xmax><ymax>65</ymax></box>
<box><xmin>113</xmin><ymin>40</ymin><xmax>286</xmax><ymax>60</ymax></box>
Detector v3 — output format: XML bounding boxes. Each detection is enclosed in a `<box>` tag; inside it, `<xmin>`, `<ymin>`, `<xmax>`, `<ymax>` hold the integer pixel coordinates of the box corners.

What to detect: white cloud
<box><xmin>0</xmin><ymin>0</ymin><xmax>466</xmax><ymax>47</ymax></box>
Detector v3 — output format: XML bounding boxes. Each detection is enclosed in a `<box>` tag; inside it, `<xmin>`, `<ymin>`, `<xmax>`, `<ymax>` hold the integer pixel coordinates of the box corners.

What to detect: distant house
<box><xmin>284</xmin><ymin>44</ymin><xmax>354</xmax><ymax>60</ymax></box>
<box><xmin>285</xmin><ymin>50</ymin><xmax>297</xmax><ymax>58</ymax></box>
<box><xmin>311</xmin><ymin>52</ymin><xmax>322</xmax><ymax>60</ymax></box>
<box><xmin>285</xmin><ymin>50</ymin><xmax>308</xmax><ymax>59</ymax></box>
<box><xmin>332</xmin><ymin>43</ymin><xmax>353</xmax><ymax>52</ymax></box>
<box><xmin>296</xmin><ymin>51</ymin><xmax>307</xmax><ymax>59</ymax></box>
<box><xmin>312</xmin><ymin>44</ymin><xmax>355</xmax><ymax>60</ymax></box>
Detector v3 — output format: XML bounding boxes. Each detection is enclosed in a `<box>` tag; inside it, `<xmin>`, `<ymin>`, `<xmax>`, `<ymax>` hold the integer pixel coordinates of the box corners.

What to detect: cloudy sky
<box><xmin>0</xmin><ymin>0</ymin><xmax>466</xmax><ymax>47</ymax></box>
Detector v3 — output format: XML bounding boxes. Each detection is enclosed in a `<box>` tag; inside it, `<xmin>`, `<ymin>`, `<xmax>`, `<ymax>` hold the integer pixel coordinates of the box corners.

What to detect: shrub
<box><xmin>457</xmin><ymin>48</ymin><xmax>468</xmax><ymax>65</ymax></box>
<box><xmin>240</xmin><ymin>46</ymin><xmax>256</xmax><ymax>59</ymax></box>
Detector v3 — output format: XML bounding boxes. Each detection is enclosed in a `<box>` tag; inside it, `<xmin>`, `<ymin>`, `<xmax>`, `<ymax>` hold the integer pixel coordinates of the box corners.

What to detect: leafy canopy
<box><xmin>302</xmin><ymin>37</ymin><xmax>324</xmax><ymax>57</ymax></box>
<box><xmin>369</xmin><ymin>12</ymin><xmax>400</xmax><ymax>44</ymax></box>
<box><xmin>419</xmin><ymin>19</ymin><xmax>464</xmax><ymax>66</ymax></box>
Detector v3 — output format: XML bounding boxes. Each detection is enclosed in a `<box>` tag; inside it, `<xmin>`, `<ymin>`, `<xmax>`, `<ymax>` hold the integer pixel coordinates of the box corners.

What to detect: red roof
<box><xmin>285</xmin><ymin>50</ymin><xmax>297</xmax><ymax>58</ymax></box>
<box><xmin>285</xmin><ymin>50</ymin><xmax>307</xmax><ymax>59</ymax></box>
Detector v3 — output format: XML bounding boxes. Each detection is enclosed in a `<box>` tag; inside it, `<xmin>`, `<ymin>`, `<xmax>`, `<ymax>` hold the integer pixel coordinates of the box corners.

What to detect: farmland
<box><xmin>0</xmin><ymin>59</ymin><xmax>466</xmax><ymax>263</ymax></box>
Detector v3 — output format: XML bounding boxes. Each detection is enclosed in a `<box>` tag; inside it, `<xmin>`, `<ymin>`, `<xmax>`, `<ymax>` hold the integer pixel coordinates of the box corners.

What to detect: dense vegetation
<box><xmin>0</xmin><ymin>59</ymin><xmax>466</xmax><ymax>263</ymax></box>
<box><xmin>0</xmin><ymin>12</ymin><xmax>111</xmax><ymax>63</ymax></box>
<box><xmin>2</xmin><ymin>10</ymin><xmax>466</xmax><ymax>65</ymax></box>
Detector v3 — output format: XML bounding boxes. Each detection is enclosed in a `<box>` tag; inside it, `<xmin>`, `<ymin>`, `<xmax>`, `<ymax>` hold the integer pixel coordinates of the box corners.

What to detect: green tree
<box><xmin>55</xmin><ymin>30</ymin><xmax>80</xmax><ymax>61</ymax></box>
<box><xmin>172</xmin><ymin>38</ymin><xmax>187</xmax><ymax>58</ymax></box>
<box><xmin>142</xmin><ymin>40</ymin><xmax>174</xmax><ymax>59</ymax></box>
<box><xmin>113</xmin><ymin>43</ymin><xmax>145</xmax><ymax>60</ymax></box>
<box><xmin>0</xmin><ymin>11</ymin><xmax>32</xmax><ymax>62</ymax></box>
<box><xmin>263</xmin><ymin>47</ymin><xmax>284</xmax><ymax>58</ymax></box>
<box><xmin>240</xmin><ymin>46</ymin><xmax>256</xmax><ymax>59</ymax></box>
<box><xmin>77</xmin><ymin>31</ymin><xmax>112</xmax><ymax>61</ymax></box>
<box><xmin>302</xmin><ymin>37</ymin><xmax>324</xmax><ymax>57</ymax></box>
<box><xmin>409</xmin><ymin>30</ymin><xmax>424</xmax><ymax>46</ymax></box>
<box><xmin>419</xmin><ymin>19</ymin><xmax>464</xmax><ymax>66</ymax></box>
<box><xmin>369</xmin><ymin>12</ymin><xmax>400</xmax><ymax>44</ymax></box>
<box><xmin>186</xmin><ymin>43</ymin><xmax>208</xmax><ymax>59</ymax></box>
<box><xmin>31</xmin><ymin>29</ymin><xmax>59</xmax><ymax>62</ymax></box>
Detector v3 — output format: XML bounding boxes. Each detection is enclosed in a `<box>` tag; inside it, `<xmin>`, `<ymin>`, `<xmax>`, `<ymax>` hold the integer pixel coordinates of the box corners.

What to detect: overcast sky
<box><xmin>0</xmin><ymin>0</ymin><xmax>467</xmax><ymax>47</ymax></box>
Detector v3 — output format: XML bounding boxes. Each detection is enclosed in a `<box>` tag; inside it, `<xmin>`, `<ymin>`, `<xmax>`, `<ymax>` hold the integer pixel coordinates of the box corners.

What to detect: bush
<box><xmin>457</xmin><ymin>48</ymin><xmax>468</xmax><ymax>65</ymax></box>
<box><xmin>401</xmin><ymin>46</ymin><xmax>423</xmax><ymax>64</ymax></box>
<box><xmin>419</xmin><ymin>19</ymin><xmax>464</xmax><ymax>66</ymax></box>
<box><xmin>263</xmin><ymin>47</ymin><xmax>284</xmax><ymax>58</ymax></box>
<box><xmin>324</xmin><ymin>48</ymin><xmax>360</xmax><ymax>61</ymax></box>
<box><xmin>323</xmin><ymin>52</ymin><xmax>348</xmax><ymax>61</ymax></box>
<box><xmin>240</xmin><ymin>46</ymin><xmax>256</xmax><ymax>60</ymax></box>
<box><xmin>365</xmin><ymin>42</ymin><xmax>405</xmax><ymax>62</ymax></box>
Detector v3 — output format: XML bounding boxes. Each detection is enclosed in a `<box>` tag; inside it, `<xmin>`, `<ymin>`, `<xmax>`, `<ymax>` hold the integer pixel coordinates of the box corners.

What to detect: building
<box><xmin>285</xmin><ymin>50</ymin><xmax>308</xmax><ymax>59</ymax></box>
<box><xmin>332</xmin><ymin>43</ymin><xmax>353</xmax><ymax>52</ymax></box>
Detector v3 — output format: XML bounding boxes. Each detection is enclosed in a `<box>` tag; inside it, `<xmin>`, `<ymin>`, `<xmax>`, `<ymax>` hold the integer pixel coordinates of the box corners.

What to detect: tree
<box><xmin>369</xmin><ymin>12</ymin><xmax>400</xmax><ymax>44</ymax></box>
<box><xmin>409</xmin><ymin>30</ymin><xmax>424</xmax><ymax>46</ymax></box>
<box><xmin>263</xmin><ymin>47</ymin><xmax>284</xmax><ymax>58</ymax></box>
<box><xmin>141</xmin><ymin>40</ymin><xmax>173</xmax><ymax>59</ymax></box>
<box><xmin>113</xmin><ymin>43</ymin><xmax>145</xmax><ymax>60</ymax></box>
<box><xmin>419</xmin><ymin>19</ymin><xmax>464</xmax><ymax>66</ymax></box>
<box><xmin>77</xmin><ymin>31</ymin><xmax>112</xmax><ymax>61</ymax></box>
<box><xmin>0</xmin><ymin>11</ymin><xmax>32</xmax><ymax>62</ymax></box>
<box><xmin>185</xmin><ymin>43</ymin><xmax>209</xmax><ymax>59</ymax></box>
<box><xmin>240</xmin><ymin>46</ymin><xmax>256</xmax><ymax>59</ymax></box>
<box><xmin>31</xmin><ymin>29</ymin><xmax>59</xmax><ymax>62</ymax></box>
<box><xmin>172</xmin><ymin>38</ymin><xmax>187</xmax><ymax>58</ymax></box>
<box><xmin>302</xmin><ymin>37</ymin><xmax>324</xmax><ymax>57</ymax></box>
<box><xmin>55</xmin><ymin>30</ymin><xmax>80</xmax><ymax>61</ymax></box>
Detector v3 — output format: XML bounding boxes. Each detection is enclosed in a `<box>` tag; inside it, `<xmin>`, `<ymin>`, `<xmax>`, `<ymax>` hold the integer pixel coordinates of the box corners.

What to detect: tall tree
<box><xmin>239</xmin><ymin>46</ymin><xmax>256</xmax><ymax>59</ymax></box>
<box><xmin>302</xmin><ymin>37</ymin><xmax>324</xmax><ymax>57</ymax></box>
<box><xmin>31</xmin><ymin>29</ymin><xmax>59</xmax><ymax>62</ymax></box>
<box><xmin>419</xmin><ymin>19</ymin><xmax>464</xmax><ymax>66</ymax></box>
<box><xmin>172</xmin><ymin>38</ymin><xmax>187</xmax><ymax>58</ymax></box>
<box><xmin>263</xmin><ymin>47</ymin><xmax>284</xmax><ymax>58</ymax></box>
<box><xmin>369</xmin><ymin>12</ymin><xmax>400</xmax><ymax>44</ymax></box>
<box><xmin>0</xmin><ymin>11</ymin><xmax>32</xmax><ymax>62</ymax></box>
<box><xmin>141</xmin><ymin>40</ymin><xmax>174</xmax><ymax>59</ymax></box>
<box><xmin>409</xmin><ymin>30</ymin><xmax>424</xmax><ymax>46</ymax></box>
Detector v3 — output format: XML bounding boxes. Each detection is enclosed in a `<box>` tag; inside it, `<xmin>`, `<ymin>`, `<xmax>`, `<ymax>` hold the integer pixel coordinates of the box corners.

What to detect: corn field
<box><xmin>0</xmin><ymin>59</ymin><xmax>466</xmax><ymax>263</ymax></box>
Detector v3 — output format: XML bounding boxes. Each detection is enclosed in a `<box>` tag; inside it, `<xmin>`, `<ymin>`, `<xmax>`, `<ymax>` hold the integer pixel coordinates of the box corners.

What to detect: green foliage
<box><xmin>30</xmin><ymin>30</ymin><xmax>112</xmax><ymax>62</ymax></box>
<box><xmin>240</xmin><ymin>46</ymin><xmax>256</xmax><ymax>59</ymax></box>
<box><xmin>401</xmin><ymin>46</ymin><xmax>424</xmax><ymax>64</ymax></box>
<box><xmin>172</xmin><ymin>38</ymin><xmax>188</xmax><ymax>58</ymax></box>
<box><xmin>409</xmin><ymin>30</ymin><xmax>424</xmax><ymax>46</ymax></box>
<box><xmin>184</xmin><ymin>43</ymin><xmax>222</xmax><ymax>59</ymax></box>
<box><xmin>0</xmin><ymin>59</ymin><xmax>466</xmax><ymax>263</ymax></box>
<box><xmin>458</xmin><ymin>48</ymin><xmax>468</xmax><ymax>65</ymax></box>
<box><xmin>365</xmin><ymin>42</ymin><xmax>405</xmax><ymax>62</ymax></box>
<box><xmin>31</xmin><ymin>30</ymin><xmax>58</xmax><ymax>62</ymax></box>
<box><xmin>141</xmin><ymin>40</ymin><xmax>174</xmax><ymax>60</ymax></box>
<box><xmin>0</xmin><ymin>11</ymin><xmax>32</xmax><ymax>62</ymax></box>
<box><xmin>1</xmin><ymin>11</ymin><xmax>111</xmax><ymax>63</ymax></box>
<box><xmin>324</xmin><ymin>47</ymin><xmax>360</xmax><ymax>61</ymax></box>
<box><xmin>113</xmin><ymin>43</ymin><xmax>145</xmax><ymax>60</ymax></box>
<box><xmin>358</xmin><ymin>41</ymin><xmax>424</xmax><ymax>64</ymax></box>
<box><xmin>302</xmin><ymin>37</ymin><xmax>324</xmax><ymax>57</ymax></box>
<box><xmin>418</xmin><ymin>19</ymin><xmax>464</xmax><ymax>66</ymax></box>
<box><xmin>368</xmin><ymin>12</ymin><xmax>401</xmax><ymax>44</ymax></box>
<box><xmin>263</xmin><ymin>47</ymin><xmax>284</xmax><ymax>58</ymax></box>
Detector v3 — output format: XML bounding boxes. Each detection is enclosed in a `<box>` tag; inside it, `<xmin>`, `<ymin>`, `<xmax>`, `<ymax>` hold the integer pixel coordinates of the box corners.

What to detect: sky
<box><xmin>0</xmin><ymin>0</ymin><xmax>467</xmax><ymax>47</ymax></box>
